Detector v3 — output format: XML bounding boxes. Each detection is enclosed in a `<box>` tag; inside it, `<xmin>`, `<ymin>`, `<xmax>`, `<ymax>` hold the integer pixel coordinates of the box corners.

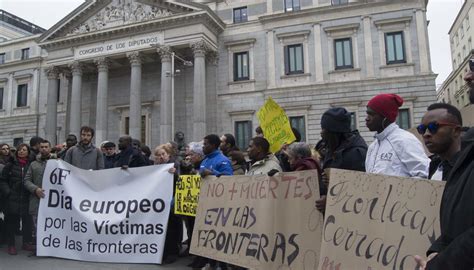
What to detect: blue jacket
<box><xmin>199</xmin><ymin>150</ymin><xmax>233</xmax><ymax>176</ymax></box>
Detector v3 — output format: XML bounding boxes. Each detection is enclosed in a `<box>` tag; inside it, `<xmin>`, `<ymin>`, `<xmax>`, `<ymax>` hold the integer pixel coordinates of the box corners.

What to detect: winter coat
<box><xmin>24</xmin><ymin>155</ymin><xmax>55</xmax><ymax>215</ymax></box>
<box><xmin>247</xmin><ymin>154</ymin><xmax>282</xmax><ymax>176</ymax></box>
<box><xmin>113</xmin><ymin>146</ymin><xmax>147</xmax><ymax>168</ymax></box>
<box><xmin>426</xmin><ymin>139</ymin><xmax>474</xmax><ymax>270</ymax></box>
<box><xmin>0</xmin><ymin>157</ymin><xmax>30</xmax><ymax>215</ymax></box>
<box><xmin>104</xmin><ymin>154</ymin><xmax>116</xmax><ymax>169</ymax></box>
<box><xmin>323</xmin><ymin>131</ymin><xmax>367</xmax><ymax>172</ymax></box>
<box><xmin>199</xmin><ymin>150</ymin><xmax>233</xmax><ymax>176</ymax></box>
<box><xmin>366</xmin><ymin>123</ymin><xmax>430</xmax><ymax>178</ymax></box>
<box><xmin>64</xmin><ymin>143</ymin><xmax>104</xmax><ymax>170</ymax></box>
<box><xmin>291</xmin><ymin>157</ymin><xmax>325</xmax><ymax>195</ymax></box>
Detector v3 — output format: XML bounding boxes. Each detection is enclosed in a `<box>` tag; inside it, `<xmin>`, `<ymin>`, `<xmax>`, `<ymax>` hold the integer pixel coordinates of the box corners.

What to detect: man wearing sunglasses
<box><xmin>417</xmin><ymin>103</ymin><xmax>463</xmax><ymax>181</ymax></box>
<box><xmin>365</xmin><ymin>93</ymin><xmax>430</xmax><ymax>178</ymax></box>
<box><xmin>414</xmin><ymin>82</ymin><xmax>474</xmax><ymax>269</ymax></box>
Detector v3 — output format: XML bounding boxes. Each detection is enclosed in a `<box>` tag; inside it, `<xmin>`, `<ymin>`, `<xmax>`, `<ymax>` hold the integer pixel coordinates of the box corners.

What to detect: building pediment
<box><xmin>38</xmin><ymin>0</ymin><xmax>223</xmax><ymax>48</ymax></box>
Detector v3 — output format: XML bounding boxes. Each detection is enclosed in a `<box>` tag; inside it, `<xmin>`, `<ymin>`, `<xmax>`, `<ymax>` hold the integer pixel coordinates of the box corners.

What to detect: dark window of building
<box><xmin>13</xmin><ymin>138</ymin><xmax>23</xmax><ymax>147</ymax></box>
<box><xmin>289</xmin><ymin>116</ymin><xmax>306</xmax><ymax>142</ymax></box>
<box><xmin>0</xmin><ymin>53</ymin><xmax>5</xmax><ymax>64</ymax></box>
<box><xmin>57</xmin><ymin>79</ymin><xmax>61</xmax><ymax>102</ymax></box>
<box><xmin>17</xmin><ymin>84</ymin><xmax>27</xmax><ymax>107</ymax></box>
<box><xmin>334</xmin><ymin>38</ymin><xmax>353</xmax><ymax>69</ymax></box>
<box><xmin>125</xmin><ymin>115</ymin><xmax>147</xmax><ymax>143</ymax></box>
<box><xmin>233</xmin><ymin>7</ymin><xmax>248</xmax><ymax>23</ymax></box>
<box><xmin>235</xmin><ymin>121</ymin><xmax>252</xmax><ymax>151</ymax></box>
<box><xmin>284</xmin><ymin>44</ymin><xmax>304</xmax><ymax>75</ymax></box>
<box><xmin>234</xmin><ymin>52</ymin><xmax>249</xmax><ymax>81</ymax></box>
<box><xmin>0</xmin><ymin>88</ymin><xmax>3</xmax><ymax>110</ymax></box>
<box><xmin>285</xmin><ymin>0</ymin><xmax>300</xmax><ymax>12</ymax></box>
<box><xmin>332</xmin><ymin>0</ymin><xmax>348</xmax><ymax>5</ymax></box>
<box><xmin>21</xmin><ymin>48</ymin><xmax>29</xmax><ymax>60</ymax></box>
<box><xmin>396</xmin><ymin>108</ymin><xmax>410</xmax><ymax>130</ymax></box>
<box><xmin>350</xmin><ymin>112</ymin><xmax>357</xmax><ymax>131</ymax></box>
<box><xmin>385</xmin><ymin>32</ymin><xmax>406</xmax><ymax>64</ymax></box>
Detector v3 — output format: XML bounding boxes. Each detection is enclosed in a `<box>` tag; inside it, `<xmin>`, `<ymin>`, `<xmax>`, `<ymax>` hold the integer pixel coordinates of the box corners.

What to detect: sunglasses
<box><xmin>417</xmin><ymin>121</ymin><xmax>460</xmax><ymax>135</ymax></box>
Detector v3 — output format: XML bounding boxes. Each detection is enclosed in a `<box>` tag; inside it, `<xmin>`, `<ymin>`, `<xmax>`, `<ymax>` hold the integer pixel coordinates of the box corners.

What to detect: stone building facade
<box><xmin>1</xmin><ymin>0</ymin><xmax>437</xmax><ymax>150</ymax></box>
<box><xmin>437</xmin><ymin>0</ymin><xmax>473</xmax><ymax>109</ymax></box>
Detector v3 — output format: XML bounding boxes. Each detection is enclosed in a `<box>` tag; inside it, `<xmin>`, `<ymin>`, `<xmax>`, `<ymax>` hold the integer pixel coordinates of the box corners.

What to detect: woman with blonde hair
<box><xmin>154</xmin><ymin>142</ymin><xmax>181</xmax><ymax>264</ymax></box>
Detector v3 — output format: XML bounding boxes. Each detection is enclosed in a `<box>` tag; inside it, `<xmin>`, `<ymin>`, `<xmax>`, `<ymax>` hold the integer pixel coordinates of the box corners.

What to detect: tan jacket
<box><xmin>247</xmin><ymin>154</ymin><xmax>282</xmax><ymax>176</ymax></box>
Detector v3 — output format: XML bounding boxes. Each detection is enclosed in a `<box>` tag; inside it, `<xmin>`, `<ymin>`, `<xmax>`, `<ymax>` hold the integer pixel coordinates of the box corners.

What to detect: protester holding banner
<box><xmin>198</xmin><ymin>134</ymin><xmax>233</xmax><ymax>269</ymax></box>
<box><xmin>199</xmin><ymin>134</ymin><xmax>233</xmax><ymax>178</ymax></box>
<box><xmin>0</xmin><ymin>143</ymin><xmax>34</xmax><ymax>255</ymax></box>
<box><xmin>247</xmin><ymin>137</ymin><xmax>282</xmax><ymax>176</ymax></box>
<box><xmin>417</xmin><ymin>103</ymin><xmax>463</xmax><ymax>181</ymax></box>
<box><xmin>228</xmin><ymin>150</ymin><xmax>247</xmax><ymax>175</ymax></box>
<box><xmin>413</xmin><ymin>73</ymin><xmax>474</xmax><ymax>270</ymax></box>
<box><xmin>315</xmin><ymin>107</ymin><xmax>368</xmax><ymax>212</ymax></box>
<box><xmin>64</xmin><ymin>126</ymin><xmax>104</xmax><ymax>170</ymax></box>
<box><xmin>24</xmin><ymin>139</ymin><xmax>56</xmax><ymax>255</ymax></box>
<box><xmin>113</xmin><ymin>136</ymin><xmax>147</xmax><ymax>168</ymax></box>
<box><xmin>154</xmin><ymin>143</ymin><xmax>183</xmax><ymax>264</ymax></box>
<box><xmin>365</xmin><ymin>94</ymin><xmax>430</xmax><ymax>178</ymax></box>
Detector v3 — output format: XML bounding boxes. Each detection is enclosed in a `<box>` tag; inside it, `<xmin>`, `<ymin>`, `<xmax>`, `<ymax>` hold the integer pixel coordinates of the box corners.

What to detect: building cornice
<box><xmin>258</xmin><ymin>0</ymin><xmax>423</xmax><ymax>26</ymax></box>
<box><xmin>0</xmin><ymin>56</ymin><xmax>43</xmax><ymax>69</ymax></box>
<box><xmin>224</xmin><ymin>38</ymin><xmax>256</xmax><ymax>47</ymax></box>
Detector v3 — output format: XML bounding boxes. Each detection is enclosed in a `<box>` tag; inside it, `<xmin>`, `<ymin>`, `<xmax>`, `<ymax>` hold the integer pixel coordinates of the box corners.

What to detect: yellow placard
<box><xmin>174</xmin><ymin>175</ymin><xmax>201</xmax><ymax>217</ymax></box>
<box><xmin>257</xmin><ymin>97</ymin><xmax>296</xmax><ymax>153</ymax></box>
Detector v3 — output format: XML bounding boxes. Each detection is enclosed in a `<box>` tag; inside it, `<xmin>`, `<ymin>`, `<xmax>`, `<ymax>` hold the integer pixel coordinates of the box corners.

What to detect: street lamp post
<box><xmin>165</xmin><ymin>51</ymin><xmax>193</xmax><ymax>138</ymax></box>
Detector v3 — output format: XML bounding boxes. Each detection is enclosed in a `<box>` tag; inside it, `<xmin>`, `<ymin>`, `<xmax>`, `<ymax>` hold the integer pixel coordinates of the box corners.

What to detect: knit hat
<box><xmin>367</xmin><ymin>94</ymin><xmax>404</xmax><ymax>122</ymax></box>
<box><xmin>321</xmin><ymin>107</ymin><xmax>352</xmax><ymax>133</ymax></box>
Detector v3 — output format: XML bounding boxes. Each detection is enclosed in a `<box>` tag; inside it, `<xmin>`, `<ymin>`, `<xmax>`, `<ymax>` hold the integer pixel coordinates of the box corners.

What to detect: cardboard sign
<box><xmin>190</xmin><ymin>170</ymin><xmax>323</xmax><ymax>269</ymax></box>
<box><xmin>319</xmin><ymin>169</ymin><xmax>445</xmax><ymax>270</ymax></box>
<box><xmin>37</xmin><ymin>160</ymin><xmax>173</xmax><ymax>264</ymax></box>
<box><xmin>257</xmin><ymin>97</ymin><xmax>296</xmax><ymax>153</ymax></box>
<box><xmin>175</xmin><ymin>175</ymin><xmax>201</xmax><ymax>217</ymax></box>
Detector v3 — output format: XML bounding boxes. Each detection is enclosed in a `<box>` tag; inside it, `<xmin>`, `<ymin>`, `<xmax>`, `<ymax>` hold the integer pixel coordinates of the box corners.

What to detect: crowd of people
<box><xmin>0</xmin><ymin>79</ymin><xmax>473</xmax><ymax>269</ymax></box>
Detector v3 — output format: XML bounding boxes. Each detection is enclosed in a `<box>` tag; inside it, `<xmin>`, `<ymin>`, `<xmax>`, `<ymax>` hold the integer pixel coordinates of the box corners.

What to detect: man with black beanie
<box><xmin>315</xmin><ymin>107</ymin><xmax>367</xmax><ymax>213</ymax></box>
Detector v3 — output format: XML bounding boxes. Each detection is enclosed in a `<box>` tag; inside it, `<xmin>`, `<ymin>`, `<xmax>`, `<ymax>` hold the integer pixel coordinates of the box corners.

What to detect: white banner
<box><xmin>37</xmin><ymin>160</ymin><xmax>173</xmax><ymax>264</ymax></box>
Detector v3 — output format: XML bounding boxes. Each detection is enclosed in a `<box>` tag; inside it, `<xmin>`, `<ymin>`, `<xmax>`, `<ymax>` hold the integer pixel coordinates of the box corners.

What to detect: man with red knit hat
<box><xmin>365</xmin><ymin>93</ymin><xmax>430</xmax><ymax>178</ymax></box>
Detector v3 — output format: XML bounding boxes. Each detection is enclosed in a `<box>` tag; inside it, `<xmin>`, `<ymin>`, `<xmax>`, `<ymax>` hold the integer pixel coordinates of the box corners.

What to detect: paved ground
<box><xmin>0</xmin><ymin>245</ymin><xmax>195</xmax><ymax>270</ymax></box>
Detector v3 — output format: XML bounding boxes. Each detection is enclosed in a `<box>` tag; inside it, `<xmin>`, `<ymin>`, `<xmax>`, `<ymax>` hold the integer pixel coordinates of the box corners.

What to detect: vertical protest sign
<box><xmin>319</xmin><ymin>169</ymin><xmax>445</xmax><ymax>270</ymax></box>
<box><xmin>190</xmin><ymin>171</ymin><xmax>323</xmax><ymax>269</ymax></box>
<box><xmin>175</xmin><ymin>175</ymin><xmax>201</xmax><ymax>216</ymax></box>
<box><xmin>257</xmin><ymin>97</ymin><xmax>296</xmax><ymax>153</ymax></box>
<box><xmin>37</xmin><ymin>160</ymin><xmax>173</xmax><ymax>264</ymax></box>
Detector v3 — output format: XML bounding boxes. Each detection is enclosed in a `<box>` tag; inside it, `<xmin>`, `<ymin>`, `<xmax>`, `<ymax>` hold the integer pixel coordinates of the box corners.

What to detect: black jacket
<box><xmin>104</xmin><ymin>154</ymin><xmax>116</xmax><ymax>169</ymax></box>
<box><xmin>323</xmin><ymin>131</ymin><xmax>367</xmax><ymax>172</ymax></box>
<box><xmin>113</xmin><ymin>147</ymin><xmax>147</xmax><ymax>168</ymax></box>
<box><xmin>0</xmin><ymin>157</ymin><xmax>30</xmax><ymax>215</ymax></box>
<box><xmin>427</xmin><ymin>138</ymin><xmax>474</xmax><ymax>270</ymax></box>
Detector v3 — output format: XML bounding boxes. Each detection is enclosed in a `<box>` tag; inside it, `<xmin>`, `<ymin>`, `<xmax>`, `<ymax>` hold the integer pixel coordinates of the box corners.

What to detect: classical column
<box><xmin>362</xmin><ymin>16</ymin><xmax>375</xmax><ymax>78</ymax></box>
<box><xmin>45</xmin><ymin>67</ymin><xmax>60</xmax><ymax>144</ymax></box>
<box><xmin>69</xmin><ymin>61</ymin><xmax>83</xmax><ymax>137</ymax></box>
<box><xmin>313</xmin><ymin>24</ymin><xmax>324</xmax><ymax>83</ymax></box>
<box><xmin>94</xmin><ymin>57</ymin><xmax>110</xmax><ymax>145</ymax></box>
<box><xmin>415</xmin><ymin>9</ymin><xmax>430</xmax><ymax>74</ymax></box>
<box><xmin>266</xmin><ymin>31</ymin><xmax>276</xmax><ymax>88</ymax></box>
<box><xmin>127</xmin><ymin>52</ymin><xmax>143</xmax><ymax>141</ymax></box>
<box><xmin>191</xmin><ymin>40</ymin><xmax>207</xmax><ymax>142</ymax></box>
<box><xmin>157</xmin><ymin>46</ymin><xmax>172</xmax><ymax>143</ymax></box>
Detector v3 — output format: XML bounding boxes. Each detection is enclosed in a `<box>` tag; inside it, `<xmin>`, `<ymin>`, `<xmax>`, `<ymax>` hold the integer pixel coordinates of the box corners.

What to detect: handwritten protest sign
<box><xmin>175</xmin><ymin>175</ymin><xmax>201</xmax><ymax>216</ymax></box>
<box><xmin>37</xmin><ymin>160</ymin><xmax>173</xmax><ymax>264</ymax></box>
<box><xmin>190</xmin><ymin>170</ymin><xmax>323</xmax><ymax>269</ymax></box>
<box><xmin>319</xmin><ymin>169</ymin><xmax>445</xmax><ymax>270</ymax></box>
<box><xmin>257</xmin><ymin>97</ymin><xmax>296</xmax><ymax>153</ymax></box>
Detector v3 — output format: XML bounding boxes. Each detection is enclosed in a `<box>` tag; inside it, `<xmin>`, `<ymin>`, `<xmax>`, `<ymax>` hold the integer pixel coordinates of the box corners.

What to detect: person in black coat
<box><xmin>113</xmin><ymin>136</ymin><xmax>147</xmax><ymax>168</ymax></box>
<box><xmin>315</xmin><ymin>107</ymin><xmax>368</xmax><ymax>213</ymax></box>
<box><xmin>0</xmin><ymin>143</ymin><xmax>34</xmax><ymax>255</ymax></box>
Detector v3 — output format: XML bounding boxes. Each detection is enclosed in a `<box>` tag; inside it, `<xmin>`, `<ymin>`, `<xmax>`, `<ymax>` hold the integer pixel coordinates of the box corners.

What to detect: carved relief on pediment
<box><xmin>68</xmin><ymin>0</ymin><xmax>173</xmax><ymax>36</ymax></box>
